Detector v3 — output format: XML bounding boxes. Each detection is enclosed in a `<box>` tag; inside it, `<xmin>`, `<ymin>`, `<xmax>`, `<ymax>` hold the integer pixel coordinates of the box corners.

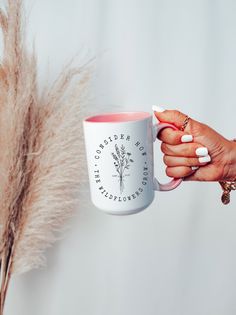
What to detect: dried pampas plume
<box><xmin>0</xmin><ymin>0</ymin><xmax>91</xmax><ymax>313</ymax></box>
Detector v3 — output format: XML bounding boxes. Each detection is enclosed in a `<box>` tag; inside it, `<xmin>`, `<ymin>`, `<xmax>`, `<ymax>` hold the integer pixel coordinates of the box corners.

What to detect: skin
<box><xmin>153</xmin><ymin>109</ymin><xmax>236</xmax><ymax>181</ymax></box>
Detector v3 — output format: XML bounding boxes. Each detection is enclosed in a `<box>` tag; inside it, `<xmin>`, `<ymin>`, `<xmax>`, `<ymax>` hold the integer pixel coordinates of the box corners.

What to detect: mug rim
<box><xmin>83</xmin><ymin>111</ymin><xmax>152</xmax><ymax>123</ymax></box>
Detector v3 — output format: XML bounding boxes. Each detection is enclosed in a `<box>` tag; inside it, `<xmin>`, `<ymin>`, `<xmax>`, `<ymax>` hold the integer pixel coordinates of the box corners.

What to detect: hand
<box><xmin>153</xmin><ymin>106</ymin><xmax>236</xmax><ymax>181</ymax></box>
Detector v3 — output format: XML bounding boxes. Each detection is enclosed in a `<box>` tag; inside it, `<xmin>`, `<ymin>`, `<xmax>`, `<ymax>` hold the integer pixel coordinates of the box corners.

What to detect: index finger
<box><xmin>157</xmin><ymin>128</ymin><xmax>193</xmax><ymax>145</ymax></box>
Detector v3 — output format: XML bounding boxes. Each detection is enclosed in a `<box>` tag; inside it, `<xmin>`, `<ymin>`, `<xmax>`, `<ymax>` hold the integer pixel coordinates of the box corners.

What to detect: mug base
<box><xmin>92</xmin><ymin>200</ymin><xmax>154</xmax><ymax>216</ymax></box>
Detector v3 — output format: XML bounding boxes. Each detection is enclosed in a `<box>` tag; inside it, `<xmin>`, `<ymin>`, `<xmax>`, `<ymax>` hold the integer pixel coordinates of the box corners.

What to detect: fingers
<box><xmin>152</xmin><ymin>106</ymin><xmax>213</xmax><ymax>179</ymax></box>
<box><xmin>166</xmin><ymin>166</ymin><xmax>195</xmax><ymax>178</ymax></box>
<box><xmin>161</xmin><ymin>142</ymin><xmax>209</xmax><ymax>158</ymax></box>
<box><xmin>157</xmin><ymin>127</ymin><xmax>193</xmax><ymax>145</ymax></box>
<box><xmin>152</xmin><ymin>105</ymin><xmax>201</xmax><ymax>135</ymax></box>
<box><xmin>163</xmin><ymin>155</ymin><xmax>211</xmax><ymax>167</ymax></box>
<box><xmin>152</xmin><ymin>106</ymin><xmax>192</xmax><ymax>132</ymax></box>
<box><xmin>183</xmin><ymin>164</ymin><xmax>220</xmax><ymax>182</ymax></box>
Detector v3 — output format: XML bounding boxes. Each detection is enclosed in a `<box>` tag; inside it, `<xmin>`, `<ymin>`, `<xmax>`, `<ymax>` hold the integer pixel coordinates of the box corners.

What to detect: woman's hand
<box><xmin>153</xmin><ymin>106</ymin><xmax>236</xmax><ymax>181</ymax></box>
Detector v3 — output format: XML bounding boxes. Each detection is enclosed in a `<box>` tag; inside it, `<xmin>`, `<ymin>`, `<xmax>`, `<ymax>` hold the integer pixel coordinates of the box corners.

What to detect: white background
<box><xmin>5</xmin><ymin>0</ymin><xmax>236</xmax><ymax>314</ymax></box>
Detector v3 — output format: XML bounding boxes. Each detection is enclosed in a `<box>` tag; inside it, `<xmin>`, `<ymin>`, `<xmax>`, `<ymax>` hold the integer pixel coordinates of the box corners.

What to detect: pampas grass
<box><xmin>0</xmin><ymin>0</ymin><xmax>91</xmax><ymax>313</ymax></box>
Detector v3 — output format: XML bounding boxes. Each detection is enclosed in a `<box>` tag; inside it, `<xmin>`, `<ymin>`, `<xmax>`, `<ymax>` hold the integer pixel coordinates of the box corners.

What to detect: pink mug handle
<box><xmin>153</xmin><ymin>122</ymin><xmax>182</xmax><ymax>191</ymax></box>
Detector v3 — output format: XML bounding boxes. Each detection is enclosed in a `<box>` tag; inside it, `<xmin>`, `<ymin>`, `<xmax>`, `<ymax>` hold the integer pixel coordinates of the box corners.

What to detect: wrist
<box><xmin>224</xmin><ymin>140</ymin><xmax>236</xmax><ymax>181</ymax></box>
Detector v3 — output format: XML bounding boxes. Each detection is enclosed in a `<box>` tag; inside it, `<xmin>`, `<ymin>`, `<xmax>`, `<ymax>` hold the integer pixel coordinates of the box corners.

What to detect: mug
<box><xmin>83</xmin><ymin>111</ymin><xmax>182</xmax><ymax>215</ymax></box>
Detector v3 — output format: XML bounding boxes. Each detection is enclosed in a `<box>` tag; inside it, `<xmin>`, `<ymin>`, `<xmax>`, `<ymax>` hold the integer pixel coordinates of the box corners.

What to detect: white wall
<box><xmin>5</xmin><ymin>1</ymin><xmax>236</xmax><ymax>314</ymax></box>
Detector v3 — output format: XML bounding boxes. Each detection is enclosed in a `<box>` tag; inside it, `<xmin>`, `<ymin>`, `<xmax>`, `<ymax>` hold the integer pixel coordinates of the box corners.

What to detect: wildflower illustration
<box><xmin>111</xmin><ymin>144</ymin><xmax>134</xmax><ymax>194</ymax></box>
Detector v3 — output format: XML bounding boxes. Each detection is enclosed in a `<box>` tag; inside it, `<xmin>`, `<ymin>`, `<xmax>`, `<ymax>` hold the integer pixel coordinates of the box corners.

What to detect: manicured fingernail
<box><xmin>152</xmin><ymin>105</ymin><xmax>165</xmax><ymax>112</ymax></box>
<box><xmin>181</xmin><ymin>135</ymin><xmax>193</xmax><ymax>143</ymax></box>
<box><xmin>196</xmin><ymin>147</ymin><xmax>208</xmax><ymax>156</ymax></box>
<box><xmin>191</xmin><ymin>166</ymin><xmax>199</xmax><ymax>171</ymax></box>
<box><xmin>198</xmin><ymin>155</ymin><xmax>211</xmax><ymax>163</ymax></box>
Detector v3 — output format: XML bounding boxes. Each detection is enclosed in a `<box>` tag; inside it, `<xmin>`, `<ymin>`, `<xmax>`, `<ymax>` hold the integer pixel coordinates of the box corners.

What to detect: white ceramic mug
<box><xmin>83</xmin><ymin>111</ymin><xmax>182</xmax><ymax>215</ymax></box>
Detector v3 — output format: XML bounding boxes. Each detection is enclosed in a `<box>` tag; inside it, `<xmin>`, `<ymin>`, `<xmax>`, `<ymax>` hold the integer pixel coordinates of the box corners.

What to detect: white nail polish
<box><xmin>191</xmin><ymin>166</ymin><xmax>199</xmax><ymax>171</ymax></box>
<box><xmin>196</xmin><ymin>147</ymin><xmax>208</xmax><ymax>156</ymax></box>
<box><xmin>181</xmin><ymin>135</ymin><xmax>193</xmax><ymax>143</ymax></box>
<box><xmin>152</xmin><ymin>105</ymin><xmax>165</xmax><ymax>112</ymax></box>
<box><xmin>198</xmin><ymin>155</ymin><xmax>211</xmax><ymax>163</ymax></box>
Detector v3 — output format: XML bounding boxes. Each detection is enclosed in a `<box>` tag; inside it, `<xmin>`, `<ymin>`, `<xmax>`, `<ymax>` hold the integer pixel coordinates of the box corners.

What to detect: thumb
<box><xmin>152</xmin><ymin>105</ymin><xmax>198</xmax><ymax>134</ymax></box>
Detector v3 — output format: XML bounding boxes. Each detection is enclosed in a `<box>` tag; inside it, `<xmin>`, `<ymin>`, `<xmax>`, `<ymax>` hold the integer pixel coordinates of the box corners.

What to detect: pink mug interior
<box><xmin>84</xmin><ymin>111</ymin><xmax>151</xmax><ymax>123</ymax></box>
